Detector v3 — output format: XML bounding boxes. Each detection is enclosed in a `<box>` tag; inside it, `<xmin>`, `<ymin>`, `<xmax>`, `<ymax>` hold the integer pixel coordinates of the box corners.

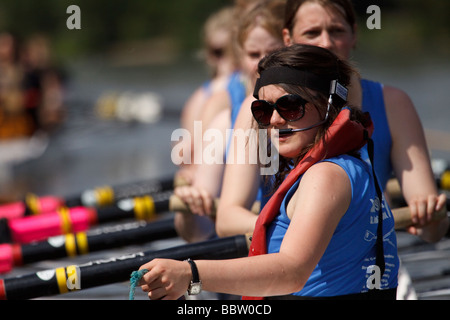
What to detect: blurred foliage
<box><xmin>0</xmin><ymin>0</ymin><xmax>231</xmax><ymax>61</ymax></box>
<box><xmin>0</xmin><ymin>0</ymin><xmax>448</xmax><ymax>64</ymax></box>
<box><xmin>354</xmin><ymin>0</ymin><xmax>450</xmax><ymax>63</ymax></box>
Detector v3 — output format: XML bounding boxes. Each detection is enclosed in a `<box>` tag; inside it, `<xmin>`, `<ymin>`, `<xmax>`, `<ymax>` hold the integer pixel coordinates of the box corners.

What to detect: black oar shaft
<box><xmin>94</xmin><ymin>191</ymin><xmax>172</xmax><ymax>224</ymax></box>
<box><xmin>65</xmin><ymin>176</ymin><xmax>179</xmax><ymax>207</ymax></box>
<box><xmin>20</xmin><ymin>219</ymin><xmax>177</xmax><ymax>266</ymax></box>
<box><xmin>0</xmin><ymin>234</ymin><xmax>249</xmax><ymax>300</ymax></box>
<box><xmin>1</xmin><ymin>192</ymin><xmax>175</xmax><ymax>244</ymax></box>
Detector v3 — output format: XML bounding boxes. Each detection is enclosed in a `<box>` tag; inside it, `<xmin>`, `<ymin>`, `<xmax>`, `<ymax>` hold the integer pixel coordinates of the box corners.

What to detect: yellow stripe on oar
<box><xmin>58</xmin><ymin>207</ymin><xmax>72</xmax><ymax>234</ymax></box>
<box><xmin>56</xmin><ymin>266</ymin><xmax>81</xmax><ymax>294</ymax></box>
<box><xmin>441</xmin><ymin>171</ymin><xmax>450</xmax><ymax>190</ymax></box>
<box><xmin>66</xmin><ymin>265</ymin><xmax>81</xmax><ymax>291</ymax></box>
<box><xmin>25</xmin><ymin>193</ymin><xmax>40</xmax><ymax>215</ymax></box>
<box><xmin>64</xmin><ymin>234</ymin><xmax>77</xmax><ymax>257</ymax></box>
<box><xmin>134</xmin><ymin>196</ymin><xmax>155</xmax><ymax>221</ymax></box>
<box><xmin>76</xmin><ymin>232</ymin><xmax>89</xmax><ymax>255</ymax></box>
<box><xmin>55</xmin><ymin>267</ymin><xmax>69</xmax><ymax>294</ymax></box>
<box><xmin>94</xmin><ymin>186</ymin><xmax>114</xmax><ymax>206</ymax></box>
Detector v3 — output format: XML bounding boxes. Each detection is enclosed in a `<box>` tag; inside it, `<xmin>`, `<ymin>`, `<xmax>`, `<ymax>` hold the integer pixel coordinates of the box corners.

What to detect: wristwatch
<box><xmin>186</xmin><ymin>258</ymin><xmax>202</xmax><ymax>295</ymax></box>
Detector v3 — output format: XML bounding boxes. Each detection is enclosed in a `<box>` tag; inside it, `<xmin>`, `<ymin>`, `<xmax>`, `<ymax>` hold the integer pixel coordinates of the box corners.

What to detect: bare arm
<box><xmin>174</xmin><ymin>110</ymin><xmax>231</xmax><ymax>242</ymax></box>
<box><xmin>139</xmin><ymin>162</ymin><xmax>350</xmax><ymax>299</ymax></box>
<box><xmin>216</xmin><ymin>95</ymin><xmax>260</xmax><ymax>237</ymax></box>
<box><xmin>384</xmin><ymin>85</ymin><xmax>449</xmax><ymax>242</ymax></box>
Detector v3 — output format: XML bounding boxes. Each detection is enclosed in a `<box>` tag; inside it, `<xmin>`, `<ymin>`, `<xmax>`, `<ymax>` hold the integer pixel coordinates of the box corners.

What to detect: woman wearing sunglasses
<box><xmin>217</xmin><ymin>0</ymin><xmax>448</xmax><ymax>246</ymax></box>
<box><xmin>138</xmin><ymin>44</ymin><xmax>399</xmax><ymax>300</ymax></box>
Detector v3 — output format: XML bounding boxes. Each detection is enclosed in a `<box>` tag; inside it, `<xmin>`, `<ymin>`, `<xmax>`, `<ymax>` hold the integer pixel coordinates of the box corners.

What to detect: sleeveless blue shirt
<box><xmin>360</xmin><ymin>79</ymin><xmax>393</xmax><ymax>189</ymax></box>
<box><xmin>228</xmin><ymin>71</ymin><xmax>247</xmax><ymax>130</ymax></box>
<box><xmin>266</xmin><ymin>155</ymin><xmax>399</xmax><ymax>297</ymax></box>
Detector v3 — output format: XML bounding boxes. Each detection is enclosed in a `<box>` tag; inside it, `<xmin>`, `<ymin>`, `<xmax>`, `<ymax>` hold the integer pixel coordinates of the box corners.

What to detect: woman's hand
<box><xmin>139</xmin><ymin>259</ymin><xmax>191</xmax><ymax>300</ymax></box>
<box><xmin>174</xmin><ymin>185</ymin><xmax>215</xmax><ymax>217</ymax></box>
<box><xmin>406</xmin><ymin>193</ymin><xmax>449</xmax><ymax>242</ymax></box>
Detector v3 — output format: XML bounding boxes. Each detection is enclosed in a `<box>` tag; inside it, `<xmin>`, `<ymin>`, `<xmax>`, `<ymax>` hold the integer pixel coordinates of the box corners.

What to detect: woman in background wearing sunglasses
<box><xmin>176</xmin><ymin>6</ymin><xmax>237</xmax><ymax>186</ymax></box>
<box><xmin>138</xmin><ymin>45</ymin><xmax>399</xmax><ymax>300</ymax></box>
<box><xmin>172</xmin><ymin>0</ymin><xmax>285</xmax><ymax>243</ymax></box>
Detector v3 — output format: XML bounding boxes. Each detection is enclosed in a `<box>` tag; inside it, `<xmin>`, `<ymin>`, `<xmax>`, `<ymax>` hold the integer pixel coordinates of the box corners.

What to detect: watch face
<box><xmin>189</xmin><ymin>282</ymin><xmax>202</xmax><ymax>295</ymax></box>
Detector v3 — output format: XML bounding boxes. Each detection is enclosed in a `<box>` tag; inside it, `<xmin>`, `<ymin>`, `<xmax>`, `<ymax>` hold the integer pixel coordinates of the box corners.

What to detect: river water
<box><xmin>0</xmin><ymin>52</ymin><xmax>449</xmax><ymax>299</ymax></box>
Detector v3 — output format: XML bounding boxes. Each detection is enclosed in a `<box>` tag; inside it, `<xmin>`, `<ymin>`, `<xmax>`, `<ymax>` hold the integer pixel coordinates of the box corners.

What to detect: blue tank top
<box><xmin>266</xmin><ymin>155</ymin><xmax>399</xmax><ymax>297</ymax></box>
<box><xmin>360</xmin><ymin>79</ymin><xmax>393</xmax><ymax>189</ymax></box>
<box><xmin>225</xmin><ymin>71</ymin><xmax>246</xmax><ymax>157</ymax></box>
<box><xmin>228</xmin><ymin>72</ymin><xmax>247</xmax><ymax>130</ymax></box>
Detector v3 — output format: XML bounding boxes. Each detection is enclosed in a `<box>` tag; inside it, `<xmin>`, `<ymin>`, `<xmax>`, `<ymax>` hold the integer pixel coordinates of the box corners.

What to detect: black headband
<box><xmin>253</xmin><ymin>66</ymin><xmax>337</xmax><ymax>99</ymax></box>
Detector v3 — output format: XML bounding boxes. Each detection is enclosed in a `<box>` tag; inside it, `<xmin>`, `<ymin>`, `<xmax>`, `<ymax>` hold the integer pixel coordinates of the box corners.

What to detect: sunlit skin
<box><xmin>241</xmin><ymin>26</ymin><xmax>283</xmax><ymax>86</ymax></box>
<box><xmin>217</xmin><ymin>1</ymin><xmax>448</xmax><ymax>241</ymax></box>
<box><xmin>257</xmin><ymin>85</ymin><xmax>322</xmax><ymax>159</ymax></box>
<box><xmin>172</xmin><ymin>15</ymin><xmax>285</xmax><ymax>243</ymax></box>
<box><xmin>282</xmin><ymin>2</ymin><xmax>356</xmax><ymax>60</ymax></box>
<box><xmin>138</xmin><ymin>85</ymin><xmax>354</xmax><ymax>300</ymax></box>
<box><xmin>174</xmin><ymin>26</ymin><xmax>283</xmax><ymax>218</ymax></box>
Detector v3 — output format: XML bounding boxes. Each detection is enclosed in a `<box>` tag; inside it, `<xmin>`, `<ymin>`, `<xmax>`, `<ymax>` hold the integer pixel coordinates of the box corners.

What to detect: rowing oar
<box><xmin>0</xmin><ymin>218</ymin><xmax>178</xmax><ymax>274</ymax></box>
<box><xmin>0</xmin><ymin>175</ymin><xmax>187</xmax><ymax>221</ymax></box>
<box><xmin>0</xmin><ymin>191</ymin><xmax>196</xmax><ymax>244</ymax></box>
<box><xmin>393</xmin><ymin>202</ymin><xmax>448</xmax><ymax>230</ymax></box>
<box><xmin>0</xmin><ymin>203</ymin><xmax>447</xmax><ymax>299</ymax></box>
<box><xmin>0</xmin><ymin>199</ymin><xmax>259</xmax><ymax>272</ymax></box>
<box><xmin>0</xmin><ymin>184</ymin><xmax>446</xmax><ymax>245</ymax></box>
<box><xmin>0</xmin><ymin>234</ymin><xmax>251</xmax><ymax>300</ymax></box>
<box><xmin>386</xmin><ymin>170</ymin><xmax>450</xmax><ymax>201</ymax></box>
<box><xmin>0</xmin><ymin>194</ymin><xmax>64</xmax><ymax>221</ymax></box>
<box><xmin>63</xmin><ymin>175</ymin><xmax>188</xmax><ymax>207</ymax></box>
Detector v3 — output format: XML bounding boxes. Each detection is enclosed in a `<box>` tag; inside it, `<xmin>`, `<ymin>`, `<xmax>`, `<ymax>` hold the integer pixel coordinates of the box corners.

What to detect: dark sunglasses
<box><xmin>208</xmin><ymin>47</ymin><xmax>224</xmax><ymax>59</ymax></box>
<box><xmin>251</xmin><ymin>94</ymin><xmax>308</xmax><ymax>126</ymax></box>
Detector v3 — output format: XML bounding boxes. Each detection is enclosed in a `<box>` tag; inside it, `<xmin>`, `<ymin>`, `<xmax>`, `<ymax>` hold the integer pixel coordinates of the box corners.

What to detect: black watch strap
<box><xmin>186</xmin><ymin>258</ymin><xmax>200</xmax><ymax>283</ymax></box>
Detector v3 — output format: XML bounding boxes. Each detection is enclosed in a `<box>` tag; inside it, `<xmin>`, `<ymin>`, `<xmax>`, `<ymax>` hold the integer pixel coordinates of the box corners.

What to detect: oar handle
<box><xmin>393</xmin><ymin>204</ymin><xmax>448</xmax><ymax>230</ymax></box>
<box><xmin>386</xmin><ymin>170</ymin><xmax>450</xmax><ymax>200</ymax></box>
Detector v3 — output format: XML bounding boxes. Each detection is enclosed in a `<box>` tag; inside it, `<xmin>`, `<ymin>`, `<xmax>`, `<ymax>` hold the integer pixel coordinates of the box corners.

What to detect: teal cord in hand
<box><xmin>129</xmin><ymin>269</ymin><xmax>148</xmax><ymax>300</ymax></box>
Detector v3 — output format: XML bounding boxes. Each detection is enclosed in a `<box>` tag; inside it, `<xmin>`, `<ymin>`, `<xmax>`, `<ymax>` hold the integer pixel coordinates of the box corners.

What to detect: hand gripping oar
<box><xmin>0</xmin><ymin>218</ymin><xmax>178</xmax><ymax>274</ymax></box>
<box><xmin>0</xmin><ymin>198</ymin><xmax>260</xmax><ymax>272</ymax></box>
<box><xmin>0</xmin><ymin>234</ymin><xmax>252</xmax><ymax>300</ymax></box>
<box><xmin>1</xmin><ymin>200</ymin><xmax>447</xmax><ymax>299</ymax></box>
<box><xmin>0</xmin><ymin>191</ymin><xmax>187</xmax><ymax>244</ymax></box>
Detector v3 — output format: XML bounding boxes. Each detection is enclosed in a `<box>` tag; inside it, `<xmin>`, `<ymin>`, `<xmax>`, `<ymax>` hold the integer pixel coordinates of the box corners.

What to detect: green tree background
<box><xmin>0</xmin><ymin>0</ymin><xmax>448</xmax><ymax>64</ymax></box>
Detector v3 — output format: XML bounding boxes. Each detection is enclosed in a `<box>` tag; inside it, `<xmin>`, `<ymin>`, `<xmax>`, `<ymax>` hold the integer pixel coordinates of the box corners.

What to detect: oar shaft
<box><xmin>1</xmin><ymin>192</ymin><xmax>175</xmax><ymax>244</ymax></box>
<box><xmin>5</xmin><ymin>207</ymin><xmax>97</xmax><ymax>244</ymax></box>
<box><xmin>65</xmin><ymin>176</ymin><xmax>182</xmax><ymax>207</ymax></box>
<box><xmin>0</xmin><ymin>196</ymin><xmax>64</xmax><ymax>220</ymax></box>
<box><xmin>0</xmin><ymin>218</ymin><xmax>178</xmax><ymax>274</ymax></box>
<box><xmin>0</xmin><ymin>176</ymin><xmax>182</xmax><ymax>221</ymax></box>
<box><xmin>0</xmin><ymin>234</ymin><xmax>249</xmax><ymax>300</ymax></box>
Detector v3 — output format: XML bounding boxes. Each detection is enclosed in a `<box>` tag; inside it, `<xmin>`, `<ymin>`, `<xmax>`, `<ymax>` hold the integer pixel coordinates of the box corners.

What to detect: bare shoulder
<box><xmin>382</xmin><ymin>85</ymin><xmax>423</xmax><ymax>137</ymax></box>
<box><xmin>297</xmin><ymin>162</ymin><xmax>351</xmax><ymax>206</ymax></box>
<box><xmin>288</xmin><ymin>161</ymin><xmax>352</xmax><ymax>221</ymax></box>
<box><xmin>383</xmin><ymin>85</ymin><xmax>417</xmax><ymax>114</ymax></box>
<box><xmin>301</xmin><ymin>161</ymin><xmax>350</xmax><ymax>188</ymax></box>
